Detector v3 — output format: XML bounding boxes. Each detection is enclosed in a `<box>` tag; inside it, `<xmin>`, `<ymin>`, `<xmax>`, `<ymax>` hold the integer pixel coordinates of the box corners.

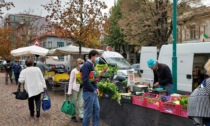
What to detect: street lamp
<box><xmin>172</xmin><ymin>0</ymin><xmax>177</xmax><ymax>93</ymax></box>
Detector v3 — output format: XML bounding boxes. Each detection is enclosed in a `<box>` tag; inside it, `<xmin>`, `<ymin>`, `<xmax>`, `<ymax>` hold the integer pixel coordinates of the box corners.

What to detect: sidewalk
<box><xmin>0</xmin><ymin>73</ymin><xmax>108</xmax><ymax>126</ymax></box>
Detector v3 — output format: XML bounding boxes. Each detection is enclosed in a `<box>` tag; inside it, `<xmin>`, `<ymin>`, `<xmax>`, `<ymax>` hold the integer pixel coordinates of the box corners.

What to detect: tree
<box><xmin>118</xmin><ymin>0</ymin><xmax>202</xmax><ymax>48</ymax></box>
<box><xmin>104</xmin><ymin>0</ymin><xmax>125</xmax><ymax>50</ymax></box>
<box><xmin>0</xmin><ymin>26</ymin><xmax>18</xmax><ymax>59</ymax></box>
<box><xmin>0</xmin><ymin>1</ymin><xmax>14</xmax><ymax>18</ymax></box>
<box><xmin>103</xmin><ymin>0</ymin><xmax>137</xmax><ymax>60</ymax></box>
<box><xmin>42</xmin><ymin>0</ymin><xmax>107</xmax><ymax>56</ymax></box>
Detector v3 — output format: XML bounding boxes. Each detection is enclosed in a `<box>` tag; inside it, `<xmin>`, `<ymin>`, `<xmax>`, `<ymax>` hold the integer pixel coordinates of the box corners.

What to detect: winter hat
<box><xmin>147</xmin><ymin>59</ymin><xmax>157</xmax><ymax>68</ymax></box>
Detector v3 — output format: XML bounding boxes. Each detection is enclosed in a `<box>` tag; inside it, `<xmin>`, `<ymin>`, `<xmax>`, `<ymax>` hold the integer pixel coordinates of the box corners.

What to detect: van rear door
<box><xmin>140</xmin><ymin>47</ymin><xmax>157</xmax><ymax>86</ymax></box>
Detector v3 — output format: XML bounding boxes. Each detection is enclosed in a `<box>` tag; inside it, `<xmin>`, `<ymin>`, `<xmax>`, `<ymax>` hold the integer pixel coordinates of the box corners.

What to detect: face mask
<box><xmin>94</xmin><ymin>57</ymin><xmax>100</xmax><ymax>64</ymax></box>
<box><xmin>80</xmin><ymin>64</ymin><xmax>83</xmax><ymax>68</ymax></box>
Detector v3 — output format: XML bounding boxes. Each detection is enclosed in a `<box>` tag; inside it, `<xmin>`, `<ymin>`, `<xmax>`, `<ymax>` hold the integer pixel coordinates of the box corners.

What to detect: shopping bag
<box><xmin>61</xmin><ymin>97</ymin><xmax>76</xmax><ymax>116</ymax></box>
<box><xmin>13</xmin><ymin>83</ymin><xmax>28</xmax><ymax>100</ymax></box>
<box><xmin>42</xmin><ymin>90</ymin><xmax>51</xmax><ymax>111</ymax></box>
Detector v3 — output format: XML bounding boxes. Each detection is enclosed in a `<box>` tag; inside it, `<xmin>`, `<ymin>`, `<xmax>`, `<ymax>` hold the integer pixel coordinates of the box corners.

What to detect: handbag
<box><xmin>13</xmin><ymin>83</ymin><xmax>28</xmax><ymax>100</ymax></box>
<box><xmin>42</xmin><ymin>90</ymin><xmax>51</xmax><ymax>111</ymax></box>
<box><xmin>61</xmin><ymin>96</ymin><xmax>76</xmax><ymax>116</ymax></box>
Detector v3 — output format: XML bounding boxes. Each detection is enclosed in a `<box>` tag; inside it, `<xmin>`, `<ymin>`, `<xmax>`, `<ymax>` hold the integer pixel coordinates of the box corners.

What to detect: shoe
<box><xmin>79</xmin><ymin>118</ymin><xmax>83</xmax><ymax>122</ymax></box>
<box><xmin>30</xmin><ymin>111</ymin><xmax>34</xmax><ymax>117</ymax></box>
<box><xmin>36</xmin><ymin>111</ymin><xmax>40</xmax><ymax>118</ymax></box>
<box><xmin>71</xmin><ymin>117</ymin><xmax>78</xmax><ymax>122</ymax></box>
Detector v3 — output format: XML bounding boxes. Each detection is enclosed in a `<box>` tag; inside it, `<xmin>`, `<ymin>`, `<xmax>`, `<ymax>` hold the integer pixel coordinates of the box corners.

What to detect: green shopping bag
<box><xmin>61</xmin><ymin>97</ymin><xmax>76</xmax><ymax>116</ymax></box>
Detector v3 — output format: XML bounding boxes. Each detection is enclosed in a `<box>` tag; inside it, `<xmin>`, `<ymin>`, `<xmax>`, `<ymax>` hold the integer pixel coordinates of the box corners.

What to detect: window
<box><xmin>57</xmin><ymin>42</ymin><xmax>64</xmax><ymax>47</ymax></box>
<box><xmin>48</xmin><ymin>41</ymin><xmax>52</xmax><ymax>49</ymax></box>
<box><xmin>190</xmin><ymin>25</ymin><xmax>196</xmax><ymax>39</ymax></box>
<box><xmin>42</xmin><ymin>41</ymin><xmax>46</xmax><ymax>48</ymax></box>
<box><xmin>58</xmin><ymin>56</ymin><xmax>64</xmax><ymax>61</ymax></box>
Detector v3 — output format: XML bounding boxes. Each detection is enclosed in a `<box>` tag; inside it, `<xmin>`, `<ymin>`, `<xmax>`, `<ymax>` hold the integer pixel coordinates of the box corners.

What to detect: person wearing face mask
<box><xmin>81</xmin><ymin>50</ymin><xmax>101</xmax><ymax>126</ymax></box>
<box><xmin>67</xmin><ymin>58</ymin><xmax>84</xmax><ymax>122</ymax></box>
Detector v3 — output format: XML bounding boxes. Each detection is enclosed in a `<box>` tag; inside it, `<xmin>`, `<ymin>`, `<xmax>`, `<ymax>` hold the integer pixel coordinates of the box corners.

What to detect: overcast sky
<box><xmin>2</xmin><ymin>0</ymin><xmax>115</xmax><ymax>17</ymax></box>
<box><xmin>2</xmin><ymin>0</ymin><xmax>210</xmax><ymax>17</ymax></box>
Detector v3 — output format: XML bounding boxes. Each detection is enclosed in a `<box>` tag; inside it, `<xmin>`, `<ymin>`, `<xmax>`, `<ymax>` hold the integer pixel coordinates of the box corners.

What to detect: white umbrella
<box><xmin>47</xmin><ymin>45</ymin><xmax>104</xmax><ymax>56</ymax></box>
<box><xmin>11</xmin><ymin>45</ymin><xmax>49</xmax><ymax>57</ymax></box>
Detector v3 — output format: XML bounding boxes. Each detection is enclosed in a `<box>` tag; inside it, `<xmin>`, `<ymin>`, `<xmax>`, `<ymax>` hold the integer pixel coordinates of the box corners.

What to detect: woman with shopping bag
<box><xmin>18</xmin><ymin>59</ymin><xmax>47</xmax><ymax>118</ymax></box>
<box><xmin>188</xmin><ymin>59</ymin><xmax>210</xmax><ymax>126</ymax></box>
<box><xmin>66</xmin><ymin>58</ymin><xmax>84</xmax><ymax>122</ymax></box>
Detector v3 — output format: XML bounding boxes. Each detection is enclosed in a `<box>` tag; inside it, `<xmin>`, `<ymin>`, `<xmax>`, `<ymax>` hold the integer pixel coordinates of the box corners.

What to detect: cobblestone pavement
<box><xmin>0</xmin><ymin>73</ymin><xmax>108</xmax><ymax>126</ymax></box>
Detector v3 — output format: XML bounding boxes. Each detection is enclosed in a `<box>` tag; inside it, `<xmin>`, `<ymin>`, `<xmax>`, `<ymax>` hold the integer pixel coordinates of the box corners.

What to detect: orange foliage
<box><xmin>0</xmin><ymin>27</ymin><xmax>16</xmax><ymax>59</ymax></box>
<box><xmin>42</xmin><ymin>0</ymin><xmax>108</xmax><ymax>55</ymax></box>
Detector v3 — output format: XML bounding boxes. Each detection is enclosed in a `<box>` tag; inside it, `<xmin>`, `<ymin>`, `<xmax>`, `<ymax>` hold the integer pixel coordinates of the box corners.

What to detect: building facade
<box><xmin>175</xmin><ymin>6</ymin><xmax>210</xmax><ymax>43</ymax></box>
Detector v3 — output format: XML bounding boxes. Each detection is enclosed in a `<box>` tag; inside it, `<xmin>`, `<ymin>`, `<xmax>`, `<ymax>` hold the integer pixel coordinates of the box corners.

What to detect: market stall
<box><xmin>78</xmin><ymin>61</ymin><xmax>194</xmax><ymax>126</ymax></box>
<box><xmin>45</xmin><ymin>45</ymin><xmax>104</xmax><ymax>93</ymax></box>
<box><xmin>99</xmin><ymin>98</ymin><xmax>193</xmax><ymax>126</ymax></box>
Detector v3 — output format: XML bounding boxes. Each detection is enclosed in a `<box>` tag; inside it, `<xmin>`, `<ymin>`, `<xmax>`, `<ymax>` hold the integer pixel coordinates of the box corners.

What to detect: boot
<box><xmin>36</xmin><ymin>110</ymin><xmax>40</xmax><ymax>118</ymax></box>
<box><xmin>71</xmin><ymin>116</ymin><xmax>78</xmax><ymax>122</ymax></box>
<box><xmin>30</xmin><ymin>111</ymin><xmax>34</xmax><ymax>117</ymax></box>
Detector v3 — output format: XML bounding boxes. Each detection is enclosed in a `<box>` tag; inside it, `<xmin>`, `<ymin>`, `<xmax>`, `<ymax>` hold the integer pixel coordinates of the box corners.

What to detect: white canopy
<box><xmin>11</xmin><ymin>45</ymin><xmax>49</xmax><ymax>57</ymax></box>
<box><xmin>47</xmin><ymin>45</ymin><xmax>104</xmax><ymax>56</ymax></box>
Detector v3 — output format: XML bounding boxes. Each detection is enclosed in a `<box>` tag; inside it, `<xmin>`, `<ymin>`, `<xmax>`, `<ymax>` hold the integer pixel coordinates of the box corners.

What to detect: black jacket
<box><xmin>153</xmin><ymin>63</ymin><xmax>173</xmax><ymax>86</ymax></box>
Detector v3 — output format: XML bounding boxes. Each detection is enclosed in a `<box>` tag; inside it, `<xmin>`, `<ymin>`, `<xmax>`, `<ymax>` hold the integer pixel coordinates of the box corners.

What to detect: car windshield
<box><xmin>104</xmin><ymin>57</ymin><xmax>131</xmax><ymax>69</ymax></box>
<box><xmin>132</xmin><ymin>64</ymin><xmax>140</xmax><ymax>69</ymax></box>
<box><xmin>56</xmin><ymin>65</ymin><xmax>65</xmax><ymax>69</ymax></box>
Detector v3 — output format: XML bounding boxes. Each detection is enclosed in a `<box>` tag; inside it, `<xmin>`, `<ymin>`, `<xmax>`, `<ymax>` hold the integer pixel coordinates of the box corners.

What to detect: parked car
<box><xmin>132</xmin><ymin>64</ymin><xmax>141</xmax><ymax>76</ymax></box>
<box><xmin>56</xmin><ymin>64</ymin><xmax>67</xmax><ymax>73</ymax></box>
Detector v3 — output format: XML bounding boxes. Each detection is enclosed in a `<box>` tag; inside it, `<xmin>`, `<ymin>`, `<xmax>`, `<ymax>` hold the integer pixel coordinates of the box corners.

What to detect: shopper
<box><xmin>147</xmin><ymin>59</ymin><xmax>173</xmax><ymax>95</ymax></box>
<box><xmin>19</xmin><ymin>59</ymin><xmax>47</xmax><ymax>118</ymax></box>
<box><xmin>36</xmin><ymin>57</ymin><xmax>49</xmax><ymax>75</ymax></box>
<box><xmin>12</xmin><ymin>60</ymin><xmax>22</xmax><ymax>85</ymax></box>
<box><xmin>67</xmin><ymin>58</ymin><xmax>84</xmax><ymax>122</ymax></box>
<box><xmin>4</xmin><ymin>60</ymin><xmax>13</xmax><ymax>85</ymax></box>
<box><xmin>188</xmin><ymin>59</ymin><xmax>210</xmax><ymax>126</ymax></box>
<box><xmin>81</xmin><ymin>50</ymin><xmax>100</xmax><ymax>126</ymax></box>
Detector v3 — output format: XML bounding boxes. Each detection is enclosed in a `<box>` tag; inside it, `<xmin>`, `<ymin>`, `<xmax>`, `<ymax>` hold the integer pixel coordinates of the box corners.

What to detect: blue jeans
<box><xmin>204</xmin><ymin>118</ymin><xmax>210</xmax><ymax>126</ymax></box>
<box><xmin>160</xmin><ymin>84</ymin><xmax>173</xmax><ymax>96</ymax></box>
<box><xmin>83</xmin><ymin>91</ymin><xmax>100</xmax><ymax>126</ymax></box>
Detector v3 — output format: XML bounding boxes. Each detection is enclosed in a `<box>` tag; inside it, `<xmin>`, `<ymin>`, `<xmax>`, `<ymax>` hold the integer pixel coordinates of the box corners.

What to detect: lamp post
<box><xmin>172</xmin><ymin>0</ymin><xmax>177</xmax><ymax>93</ymax></box>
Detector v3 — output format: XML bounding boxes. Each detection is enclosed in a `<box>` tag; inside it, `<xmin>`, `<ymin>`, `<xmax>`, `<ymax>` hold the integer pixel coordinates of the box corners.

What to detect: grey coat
<box><xmin>188</xmin><ymin>78</ymin><xmax>210</xmax><ymax>118</ymax></box>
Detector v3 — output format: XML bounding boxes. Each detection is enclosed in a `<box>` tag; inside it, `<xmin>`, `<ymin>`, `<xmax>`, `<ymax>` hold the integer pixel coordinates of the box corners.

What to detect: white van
<box><xmin>140</xmin><ymin>42</ymin><xmax>210</xmax><ymax>93</ymax></box>
<box><xmin>101</xmin><ymin>51</ymin><xmax>133</xmax><ymax>77</ymax></box>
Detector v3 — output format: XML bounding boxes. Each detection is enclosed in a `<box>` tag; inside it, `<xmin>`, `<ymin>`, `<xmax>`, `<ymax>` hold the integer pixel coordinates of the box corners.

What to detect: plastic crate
<box><xmin>121</xmin><ymin>95</ymin><xmax>132</xmax><ymax>104</ymax></box>
<box><xmin>159</xmin><ymin>101</ymin><xmax>179</xmax><ymax>116</ymax></box>
<box><xmin>53</xmin><ymin>73</ymin><xmax>69</xmax><ymax>82</ymax></box>
<box><xmin>132</xmin><ymin>95</ymin><xmax>146</xmax><ymax>107</ymax></box>
<box><xmin>179</xmin><ymin>105</ymin><xmax>188</xmax><ymax>118</ymax></box>
<box><xmin>144</xmin><ymin>93</ymin><xmax>160</xmax><ymax>110</ymax></box>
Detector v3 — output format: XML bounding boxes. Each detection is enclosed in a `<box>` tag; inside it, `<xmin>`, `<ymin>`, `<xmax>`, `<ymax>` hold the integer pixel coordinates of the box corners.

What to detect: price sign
<box><xmin>127</xmin><ymin>70</ymin><xmax>135</xmax><ymax>86</ymax></box>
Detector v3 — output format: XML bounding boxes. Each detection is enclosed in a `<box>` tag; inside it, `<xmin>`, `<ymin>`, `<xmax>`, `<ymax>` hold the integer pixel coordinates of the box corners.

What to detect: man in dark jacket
<box><xmin>4</xmin><ymin>60</ymin><xmax>13</xmax><ymax>85</ymax></box>
<box><xmin>81</xmin><ymin>50</ymin><xmax>100</xmax><ymax>126</ymax></box>
<box><xmin>12</xmin><ymin>60</ymin><xmax>22</xmax><ymax>85</ymax></box>
<box><xmin>147</xmin><ymin>59</ymin><xmax>173</xmax><ymax>95</ymax></box>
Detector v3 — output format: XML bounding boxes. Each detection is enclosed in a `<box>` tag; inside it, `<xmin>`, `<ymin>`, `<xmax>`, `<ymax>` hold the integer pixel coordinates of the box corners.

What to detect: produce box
<box><xmin>45</xmin><ymin>71</ymin><xmax>55</xmax><ymax>78</ymax></box>
<box><xmin>53</xmin><ymin>73</ymin><xmax>69</xmax><ymax>82</ymax></box>
<box><xmin>178</xmin><ymin>95</ymin><xmax>188</xmax><ymax>118</ymax></box>
<box><xmin>144</xmin><ymin>93</ymin><xmax>160</xmax><ymax>110</ymax></box>
<box><xmin>120</xmin><ymin>93</ymin><xmax>132</xmax><ymax>104</ymax></box>
<box><xmin>132</xmin><ymin>94</ymin><xmax>146</xmax><ymax>107</ymax></box>
<box><xmin>159</xmin><ymin>101</ymin><xmax>179</xmax><ymax>116</ymax></box>
<box><xmin>179</xmin><ymin>105</ymin><xmax>188</xmax><ymax>118</ymax></box>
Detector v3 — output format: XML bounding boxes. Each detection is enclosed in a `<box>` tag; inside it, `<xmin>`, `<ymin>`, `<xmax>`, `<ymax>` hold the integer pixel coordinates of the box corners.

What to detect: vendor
<box><xmin>147</xmin><ymin>59</ymin><xmax>173</xmax><ymax>95</ymax></box>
